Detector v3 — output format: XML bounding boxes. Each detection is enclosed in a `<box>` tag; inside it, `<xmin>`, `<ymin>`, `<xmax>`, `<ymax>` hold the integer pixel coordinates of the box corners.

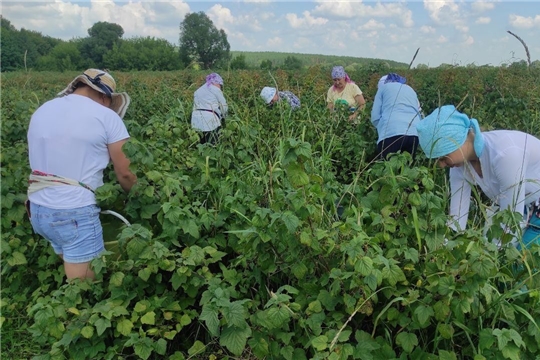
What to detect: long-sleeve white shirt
<box><xmin>191</xmin><ymin>84</ymin><xmax>228</xmax><ymax>132</ymax></box>
<box><xmin>449</xmin><ymin>130</ymin><xmax>540</xmax><ymax>231</ymax></box>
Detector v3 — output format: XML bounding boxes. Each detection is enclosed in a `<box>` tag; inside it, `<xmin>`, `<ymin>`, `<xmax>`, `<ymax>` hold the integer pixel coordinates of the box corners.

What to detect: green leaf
<box><xmin>188</xmin><ymin>340</ymin><xmax>205</xmax><ymax>356</ymax></box>
<box><xmin>438</xmin><ymin>350</ymin><xmax>457</xmax><ymax>360</ymax></box>
<box><xmin>141</xmin><ymin>204</ymin><xmax>161</xmax><ymax>219</ymax></box>
<box><xmin>126</xmin><ymin>237</ymin><xmax>148</xmax><ymax>259</ymax></box>
<box><xmin>248</xmin><ymin>335</ymin><xmax>269</xmax><ymax>358</ymax></box>
<box><xmin>433</xmin><ymin>301</ymin><xmax>450</xmax><ymax>321</ymax></box>
<box><xmin>300</xmin><ymin>231</ymin><xmax>312</xmax><ymax>247</ymax></box>
<box><xmin>134</xmin><ymin>337</ymin><xmax>153</xmax><ymax>360</ymax></box>
<box><xmin>134</xmin><ymin>301</ymin><xmax>148</xmax><ymax>313</ymax></box>
<box><xmin>364</xmin><ymin>274</ymin><xmax>378</xmax><ymax>291</ymax></box>
<box><xmin>146</xmin><ymin>170</ymin><xmax>163</xmax><ymax>182</ymax></box>
<box><xmin>117</xmin><ymin>318</ymin><xmax>134</xmax><ymax>336</ymax></box>
<box><xmin>141</xmin><ymin>311</ymin><xmax>156</xmax><ymax>325</ymax></box>
<box><xmin>355</xmin><ymin>256</ymin><xmax>373</xmax><ymax>276</ymax></box>
<box><xmin>110</xmin><ymin>272</ymin><xmax>125</xmax><ymax>287</ymax></box>
<box><xmin>7</xmin><ymin>251</ymin><xmax>27</xmax><ymax>266</ymax></box>
<box><xmin>493</xmin><ymin>328</ymin><xmax>524</xmax><ymax>350</ymax></box>
<box><xmin>81</xmin><ymin>326</ymin><xmax>94</xmax><ymax>339</ymax></box>
<box><xmin>219</xmin><ymin>325</ymin><xmax>251</xmax><ymax>356</ymax></box>
<box><xmin>94</xmin><ymin>318</ymin><xmax>111</xmax><ymax>336</ymax></box>
<box><xmin>200</xmin><ymin>305</ymin><xmax>220</xmax><ymax>337</ymax></box>
<box><xmin>501</xmin><ymin>345</ymin><xmax>520</xmax><ymax>360</ymax></box>
<box><xmin>337</xmin><ymin>330</ymin><xmax>352</xmax><ymax>342</ymax></box>
<box><xmin>180</xmin><ymin>314</ymin><xmax>192</xmax><ymax>326</ymax></box>
<box><xmin>291</xmin><ymin>262</ymin><xmax>308</xmax><ymax>279</ymax></box>
<box><xmin>437</xmin><ymin>323</ymin><xmax>454</xmax><ymax>339</ymax></box>
<box><xmin>307</xmin><ymin>300</ymin><xmax>323</xmax><ymax>314</ymax></box>
<box><xmin>395</xmin><ymin>332</ymin><xmax>418</xmax><ymax>353</ymax></box>
<box><xmin>154</xmin><ymin>338</ymin><xmax>167</xmax><ymax>356</ymax></box>
<box><xmin>381</xmin><ymin>264</ymin><xmax>405</xmax><ymax>286</ymax></box>
<box><xmin>281</xmin><ymin>211</ymin><xmax>300</xmax><ymax>233</ymax></box>
<box><xmin>280</xmin><ymin>345</ymin><xmax>294</xmax><ymax>360</ymax></box>
<box><xmin>403</xmin><ymin>248</ymin><xmax>419</xmax><ymax>263</ymax></box>
<box><xmin>478</xmin><ymin>329</ymin><xmax>494</xmax><ymax>350</ymax></box>
<box><xmin>138</xmin><ymin>267</ymin><xmax>152</xmax><ymax>282</ymax></box>
<box><xmin>414</xmin><ymin>305</ymin><xmax>434</xmax><ymax>327</ymax></box>
<box><xmin>181</xmin><ymin>219</ymin><xmax>200</xmax><ymax>239</ymax></box>
<box><xmin>183</xmin><ymin>245</ymin><xmax>205</xmax><ymax>266</ymax></box>
<box><xmin>311</xmin><ymin>335</ymin><xmax>328</xmax><ymax>351</ymax></box>
<box><xmin>223</xmin><ymin>301</ymin><xmax>246</xmax><ymax>328</ymax></box>
<box><xmin>286</xmin><ymin>163</ymin><xmax>310</xmax><ymax>187</ymax></box>
<box><xmin>262</xmin><ymin>306</ymin><xmax>290</xmax><ymax>329</ymax></box>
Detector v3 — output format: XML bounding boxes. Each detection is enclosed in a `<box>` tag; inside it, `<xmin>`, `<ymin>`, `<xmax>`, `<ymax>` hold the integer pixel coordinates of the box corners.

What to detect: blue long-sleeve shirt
<box><xmin>371</xmin><ymin>82</ymin><xmax>421</xmax><ymax>144</ymax></box>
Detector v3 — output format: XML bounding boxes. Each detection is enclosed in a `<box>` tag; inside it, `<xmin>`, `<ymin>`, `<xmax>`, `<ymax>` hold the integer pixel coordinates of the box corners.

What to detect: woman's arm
<box><xmin>370</xmin><ymin>90</ymin><xmax>382</xmax><ymax>127</ymax></box>
<box><xmin>449</xmin><ymin>167</ymin><xmax>472</xmax><ymax>231</ymax></box>
<box><xmin>494</xmin><ymin>147</ymin><xmax>528</xmax><ymax>217</ymax></box>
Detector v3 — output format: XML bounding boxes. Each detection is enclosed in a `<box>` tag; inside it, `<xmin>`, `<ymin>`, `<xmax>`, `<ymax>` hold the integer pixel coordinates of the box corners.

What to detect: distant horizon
<box><xmin>2</xmin><ymin>1</ymin><xmax>538</xmax><ymax>67</ymax></box>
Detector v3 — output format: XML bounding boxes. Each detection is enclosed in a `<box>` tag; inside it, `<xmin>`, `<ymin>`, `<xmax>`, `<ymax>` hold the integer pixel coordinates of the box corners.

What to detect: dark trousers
<box><xmin>200</xmin><ymin>127</ymin><xmax>221</xmax><ymax>145</ymax></box>
<box><xmin>377</xmin><ymin>135</ymin><xmax>419</xmax><ymax>160</ymax></box>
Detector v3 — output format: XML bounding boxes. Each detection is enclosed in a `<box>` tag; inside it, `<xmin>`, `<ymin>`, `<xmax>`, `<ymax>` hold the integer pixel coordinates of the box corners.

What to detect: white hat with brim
<box><xmin>260</xmin><ymin>87</ymin><xmax>277</xmax><ymax>104</ymax></box>
<box><xmin>58</xmin><ymin>69</ymin><xmax>131</xmax><ymax>119</ymax></box>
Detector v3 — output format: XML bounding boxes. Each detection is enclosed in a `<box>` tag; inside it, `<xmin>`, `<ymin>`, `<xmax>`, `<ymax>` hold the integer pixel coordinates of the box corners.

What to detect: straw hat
<box><xmin>58</xmin><ymin>69</ymin><xmax>130</xmax><ymax>119</ymax></box>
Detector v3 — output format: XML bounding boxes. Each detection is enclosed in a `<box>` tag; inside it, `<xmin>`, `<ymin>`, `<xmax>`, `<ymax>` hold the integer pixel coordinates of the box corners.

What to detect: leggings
<box><xmin>377</xmin><ymin>135</ymin><xmax>419</xmax><ymax>160</ymax></box>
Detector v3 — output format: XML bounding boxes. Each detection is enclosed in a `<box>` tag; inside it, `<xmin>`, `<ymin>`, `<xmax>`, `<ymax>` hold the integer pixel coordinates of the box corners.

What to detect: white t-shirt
<box><xmin>449</xmin><ymin>130</ymin><xmax>540</xmax><ymax>231</ymax></box>
<box><xmin>191</xmin><ymin>84</ymin><xmax>228</xmax><ymax>132</ymax></box>
<box><xmin>28</xmin><ymin>94</ymin><xmax>129</xmax><ymax>209</ymax></box>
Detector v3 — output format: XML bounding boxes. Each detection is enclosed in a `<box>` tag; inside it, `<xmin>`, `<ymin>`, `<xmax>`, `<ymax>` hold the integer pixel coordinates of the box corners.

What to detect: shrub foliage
<box><xmin>1</xmin><ymin>67</ymin><xmax>539</xmax><ymax>359</ymax></box>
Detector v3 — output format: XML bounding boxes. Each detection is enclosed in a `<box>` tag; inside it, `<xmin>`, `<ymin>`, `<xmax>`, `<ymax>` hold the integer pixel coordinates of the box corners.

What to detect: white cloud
<box><xmin>420</xmin><ymin>25</ymin><xmax>435</xmax><ymax>34</ymax></box>
<box><xmin>267</xmin><ymin>36</ymin><xmax>282</xmax><ymax>47</ymax></box>
<box><xmin>509</xmin><ymin>14</ymin><xmax>540</xmax><ymax>29</ymax></box>
<box><xmin>286</xmin><ymin>11</ymin><xmax>328</xmax><ymax>29</ymax></box>
<box><xmin>455</xmin><ymin>24</ymin><xmax>469</xmax><ymax>33</ymax></box>
<box><xmin>437</xmin><ymin>35</ymin><xmax>449</xmax><ymax>44</ymax></box>
<box><xmin>207</xmin><ymin>4</ymin><xmax>234</xmax><ymax>29</ymax></box>
<box><xmin>313</xmin><ymin>1</ymin><xmax>413</xmax><ymax>27</ymax></box>
<box><xmin>471</xmin><ymin>1</ymin><xmax>496</xmax><ymax>12</ymax></box>
<box><xmin>475</xmin><ymin>17</ymin><xmax>491</xmax><ymax>25</ymax></box>
<box><xmin>2</xmin><ymin>0</ymin><xmax>190</xmax><ymax>44</ymax></box>
<box><xmin>359</xmin><ymin>19</ymin><xmax>385</xmax><ymax>31</ymax></box>
<box><xmin>463</xmin><ymin>35</ymin><xmax>474</xmax><ymax>46</ymax></box>
<box><xmin>423</xmin><ymin>0</ymin><xmax>460</xmax><ymax>23</ymax></box>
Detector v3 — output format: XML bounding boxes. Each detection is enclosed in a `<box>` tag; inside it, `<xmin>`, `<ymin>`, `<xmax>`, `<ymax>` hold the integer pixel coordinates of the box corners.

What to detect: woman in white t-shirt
<box><xmin>416</xmin><ymin>105</ymin><xmax>540</xmax><ymax>250</ymax></box>
<box><xmin>326</xmin><ymin>66</ymin><xmax>366</xmax><ymax>122</ymax></box>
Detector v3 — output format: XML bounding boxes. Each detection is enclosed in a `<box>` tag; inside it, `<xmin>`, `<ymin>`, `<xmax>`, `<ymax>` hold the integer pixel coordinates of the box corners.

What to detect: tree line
<box><xmin>2</xmin><ymin>13</ymin><xmax>536</xmax><ymax>73</ymax></box>
<box><xmin>0</xmin><ymin>13</ymin><xmax>311</xmax><ymax>73</ymax></box>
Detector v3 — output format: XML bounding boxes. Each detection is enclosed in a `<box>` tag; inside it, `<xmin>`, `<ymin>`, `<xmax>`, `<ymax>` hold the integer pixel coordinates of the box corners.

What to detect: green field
<box><xmin>1</xmin><ymin>67</ymin><xmax>539</xmax><ymax>359</ymax></box>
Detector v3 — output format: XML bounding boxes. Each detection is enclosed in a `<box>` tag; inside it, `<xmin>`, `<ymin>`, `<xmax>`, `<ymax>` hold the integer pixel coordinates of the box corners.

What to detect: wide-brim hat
<box><xmin>58</xmin><ymin>69</ymin><xmax>130</xmax><ymax>119</ymax></box>
<box><xmin>260</xmin><ymin>87</ymin><xmax>277</xmax><ymax>104</ymax></box>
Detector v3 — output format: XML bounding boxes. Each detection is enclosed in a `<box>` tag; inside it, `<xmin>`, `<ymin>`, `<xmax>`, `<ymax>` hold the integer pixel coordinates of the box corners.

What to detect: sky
<box><xmin>2</xmin><ymin>0</ymin><xmax>539</xmax><ymax>67</ymax></box>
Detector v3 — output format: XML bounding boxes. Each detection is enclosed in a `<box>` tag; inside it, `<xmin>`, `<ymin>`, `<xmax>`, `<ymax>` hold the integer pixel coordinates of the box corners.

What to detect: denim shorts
<box><xmin>29</xmin><ymin>202</ymin><xmax>104</xmax><ymax>263</ymax></box>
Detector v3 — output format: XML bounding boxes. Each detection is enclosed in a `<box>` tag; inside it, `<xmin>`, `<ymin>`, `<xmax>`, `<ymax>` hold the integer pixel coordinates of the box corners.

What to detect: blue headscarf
<box><xmin>416</xmin><ymin>105</ymin><xmax>485</xmax><ymax>159</ymax></box>
<box><xmin>385</xmin><ymin>73</ymin><xmax>406</xmax><ymax>84</ymax></box>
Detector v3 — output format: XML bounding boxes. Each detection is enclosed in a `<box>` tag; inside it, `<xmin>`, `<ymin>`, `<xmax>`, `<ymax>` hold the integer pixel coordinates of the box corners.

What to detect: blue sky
<box><xmin>2</xmin><ymin>1</ymin><xmax>539</xmax><ymax>67</ymax></box>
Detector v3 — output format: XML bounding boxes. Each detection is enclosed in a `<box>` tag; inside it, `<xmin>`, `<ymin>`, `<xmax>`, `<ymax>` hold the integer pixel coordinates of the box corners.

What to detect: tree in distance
<box><xmin>79</xmin><ymin>21</ymin><xmax>124</xmax><ymax>69</ymax></box>
<box><xmin>260</xmin><ymin>59</ymin><xmax>273</xmax><ymax>70</ymax></box>
<box><xmin>179</xmin><ymin>12</ymin><xmax>231</xmax><ymax>69</ymax></box>
<box><xmin>230</xmin><ymin>54</ymin><xmax>248</xmax><ymax>69</ymax></box>
<box><xmin>282</xmin><ymin>55</ymin><xmax>302</xmax><ymax>70</ymax></box>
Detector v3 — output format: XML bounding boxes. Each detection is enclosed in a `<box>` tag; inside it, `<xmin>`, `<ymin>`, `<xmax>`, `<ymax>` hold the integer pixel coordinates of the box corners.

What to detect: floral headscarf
<box><xmin>206</xmin><ymin>73</ymin><xmax>224</xmax><ymax>87</ymax></box>
<box><xmin>331</xmin><ymin>66</ymin><xmax>354</xmax><ymax>91</ymax></box>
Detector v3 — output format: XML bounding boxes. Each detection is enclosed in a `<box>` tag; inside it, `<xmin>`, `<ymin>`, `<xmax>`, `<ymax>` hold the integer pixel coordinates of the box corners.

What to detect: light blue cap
<box><xmin>416</xmin><ymin>105</ymin><xmax>484</xmax><ymax>159</ymax></box>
